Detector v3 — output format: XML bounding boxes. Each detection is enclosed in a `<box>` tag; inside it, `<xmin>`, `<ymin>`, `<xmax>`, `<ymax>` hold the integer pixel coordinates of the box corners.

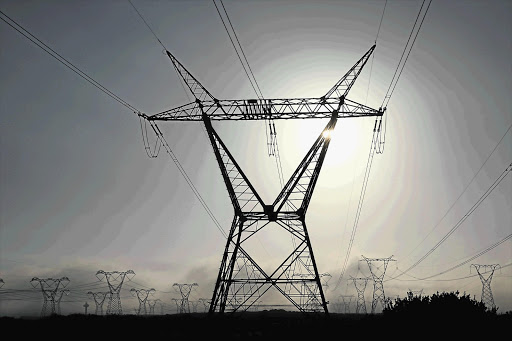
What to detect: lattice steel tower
<box><xmin>147</xmin><ymin>299</ymin><xmax>160</xmax><ymax>315</ymax></box>
<box><xmin>350</xmin><ymin>276</ymin><xmax>370</xmax><ymax>314</ymax></box>
<box><xmin>87</xmin><ymin>291</ymin><xmax>109</xmax><ymax>315</ymax></box>
<box><xmin>96</xmin><ymin>270</ymin><xmax>135</xmax><ymax>315</ymax></box>
<box><xmin>471</xmin><ymin>264</ymin><xmax>500</xmax><ymax>310</ymax></box>
<box><xmin>30</xmin><ymin>277</ymin><xmax>70</xmax><ymax>317</ymax></box>
<box><xmin>339</xmin><ymin>295</ymin><xmax>354</xmax><ymax>314</ymax></box>
<box><xmin>173</xmin><ymin>283</ymin><xmax>198</xmax><ymax>314</ymax></box>
<box><xmin>142</xmin><ymin>45</ymin><xmax>384</xmax><ymax>314</ymax></box>
<box><xmin>361</xmin><ymin>255</ymin><xmax>396</xmax><ymax>313</ymax></box>
<box><xmin>131</xmin><ymin>288</ymin><xmax>155</xmax><ymax>315</ymax></box>
<box><xmin>55</xmin><ymin>289</ymin><xmax>69</xmax><ymax>315</ymax></box>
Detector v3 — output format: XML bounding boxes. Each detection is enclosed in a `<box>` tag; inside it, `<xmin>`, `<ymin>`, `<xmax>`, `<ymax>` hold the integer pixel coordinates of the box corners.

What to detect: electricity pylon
<box><xmin>408</xmin><ymin>288</ymin><xmax>423</xmax><ymax>297</ymax></box>
<box><xmin>173</xmin><ymin>283</ymin><xmax>198</xmax><ymax>314</ymax></box>
<box><xmin>339</xmin><ymin>295</ymin><xmax>354</xmax><ymax>314</ymax></box>
<box><xmin>171</xmin><ymin>298</ymin><xmax>181</xmax><ymax>314</ymax></box>
<box><xmin>30</xmin><ymin>277</ymin><xmax>70</xmax><ymax>317</ymax></box>
<box><xmin>131</xmin><ymin>288</ymin><xmax>156</xmax><ymax>315</ymax></box>
<box><xmin>83</xmin><ymin>302</ymin><xmax>89</xmax><ymax>315</ymax></box>
<box><xmin>361</xmin><ymin>255</ymin><xmax>396</xmax><ymax>313</ymax></box>
<box><xmin>199</xmin><ymin>298</ymin><xmax>211</xmax><ymax>313</ymax></box>
<box><xmin>147</xmin><ymin>299</ymin><xmax>160</xmax><ymax>315</ymax></box>
<box><xmin>350</xmin><ymin>276</ymin><xmax>370</xmax><ymax>314</ymax></box>
<box><xmin>96</xmin><ymin>270</ymin><xmax>135</xmax><ymax>315</ymax></box>
<box><xmin>55</xmin><ymin>289</ymin><xmax>69</xmax><ymax>315</ymax></box>
<box><xmin>471</xmin><ymin>264</ymin><xmax>500</xmax><ymax>310</ymax></box>
<box><xmin>320</xmin><ymin>273</ymin><xmax>332</xmax><ymax>290</ymax></box>
<box><xmin>87</xmin><ymin>291</ymin><xmax>109</xmax><ymax>315</ymax></box>
<box><xmin>143</xmin><ymin>44</ymin><xmax>384</xmax><ymax>314</ymax></box>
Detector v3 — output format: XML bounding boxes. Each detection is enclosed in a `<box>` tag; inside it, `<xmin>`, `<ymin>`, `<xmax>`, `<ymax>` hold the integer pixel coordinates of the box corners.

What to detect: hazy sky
<box><xmin>1</xmin><ymin>0</ymin><xmax>510</xmax><ymax>316</ymax></box>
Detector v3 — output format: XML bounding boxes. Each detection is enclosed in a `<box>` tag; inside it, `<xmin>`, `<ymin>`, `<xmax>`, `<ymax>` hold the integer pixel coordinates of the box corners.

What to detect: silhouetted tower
<box><xmin>199</xmin><ymin>298</ymin><xmax>211</xmax><ymax>313</ymax></box>
<box><xmin>320</xmin><ymin>273</ymin><xmax>332</xmax><ymax>290</ymax></box>
<box><xmin>471</xmin><ymin>264</ymin><xmax>500</xmax><ymax>310</ymax></box>
<box><xmin>350</xmin><ymin>276</ymin><xmax>370</xmax><ymax>314</ymax></box>
<box><xmin>408</xmin><ymin>288</ymin><xmax>423</xmax><ymax>297</ymax></box>
<box><xmin>55</xmin><ymin>289</ymin><xmax>69</xmax><ymax>315</ymax></box>
<box><xmin>87</xmin><ymin>291</ymin><xmax>109</xmax><ymax>315</ymax></box>
<box><xmin>173</xmin><ymin>283</ymin><xmax>197</xmax><ymax>314</ymax></box>
<box><xmin>147</xmin><ymin>299</ymin><xmax>160</xmax><ymax>315</ymax></box>
<box><xmin>30</xmin><ymin>277</ymin><xmax>70</xmax><ymax>317</ymax></box>
<box><xmin>96</xmin><ymin>270</ymin><xmax>135</xmax><ymax>315</ymax></box>
<box><xmin>339</xmin><ymin>295</ymin><xmax>354</xmax><ymax>313</ymax></box>
<box><xmin>143</xmin><ymin>45</ymin><xmax>384</xmax><ymax>314</ymax></box>
<box><xmin>131</xmin><ymin>288</ymin><xmax>155</xmax><ymax>315</ymax></box>
<box><xmin>171</xmin><ymin>298</ymin><xmax>180</xmax><ymax>314</ymax></box>
<box><xmin>361</xmin><ymin>255</ymin><xmax>396</xmax><ymax>313</ymax></box>
<box><xmin>83</xmin><ymin>302</ymin><xmax>89</xmax><ymax>315</ymax></box>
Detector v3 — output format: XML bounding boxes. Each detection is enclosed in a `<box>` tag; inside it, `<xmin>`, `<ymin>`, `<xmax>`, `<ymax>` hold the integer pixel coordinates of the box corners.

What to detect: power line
<box><xmin>333</xmin><ymin>119</ymin><xmax>382</xmax><ymax>291</ymax></box>
<box><xmin>401</xmin><ymin>122</ymin><xmax>512</xmax><ymax>260</ymax></box>
<box><xmin>381</xmin><ymin>0</ymin><xmax>432</xmax><ymax>109</ymax></box>
<box><xmin>0</xmin><ymin>9</ymin><xmax>138</xmax><ymax>113</ymax></box>
<box><xmin>398</xmin><ymin>162</ymin><xmax>512</xmax><ymax>278</ymax></box>
<box><xmin>212</xmin><ymin>0</ymin><xmax>263</xmax><ymax>99</ymax></box>
<box><xmin>127</xmin><ymin>1</ymin><xmax>227</xmax><ymax>238</ymax></box>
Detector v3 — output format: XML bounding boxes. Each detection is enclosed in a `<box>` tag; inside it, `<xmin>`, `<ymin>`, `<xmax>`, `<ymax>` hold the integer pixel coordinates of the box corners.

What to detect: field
<box><xmin>1</xmin><ymin>310</ymin><xmax>510</xmax><ymax>338</ymax></box>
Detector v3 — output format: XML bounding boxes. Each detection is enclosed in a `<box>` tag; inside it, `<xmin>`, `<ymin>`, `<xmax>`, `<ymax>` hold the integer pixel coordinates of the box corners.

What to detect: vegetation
<box><xmin>1</xmin><ymin>291</ymin><xmax>510</xmax><ymax>338</ymax></box>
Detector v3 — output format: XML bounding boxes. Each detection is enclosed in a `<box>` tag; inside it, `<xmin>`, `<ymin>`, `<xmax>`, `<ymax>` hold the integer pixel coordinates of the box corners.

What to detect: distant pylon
<box><xmin>173</xmin><ymin>283</ymin><xmax>198</xmax><ymax>314</ymax></box>
<box><xmin>55</xmin><ymin>289</ymin><xmax>69</xmax><ymax>315</ymax></box>
<box><xmin>361</xmin><ymin>255</ymin><xmax>396</xmax><ymax>313</ymax></box>
<box><xmin>96</xmin><ymin>270</ymin><xmax>135</xmax><ymax>315</ymax></box>
<box><xmin>87</xmin><ymin>291</ymin><xmax>109</xmax><ymax>315</ymax></box>
<box><xmin>471</xmin><ymin>264</ymin><xmax>500</xmax><ymax>310</ymax></box>
<box><xmin>320</xmin><ymin>273</ymin><xmax>332</xmax><ymax>290</ymax></box>
<box><xmin>350</xmin><ymin>276</ymin><xmax>370</xmax><ymax>314</ymax></box>
<box><xmin>131</xmin><ymin>288</ymin><xmax>156</xmax><ymax>315</ymax></box>
<box><xmin>147</xmin><ymin>299</ymin><xmax>160</xmax><ymax>315</ymax></box>
<box><xmin>30</xmin><ymin>277</ymin><xmax>70</xmax><ymax>317</ymax></box>
<box><xmin>171</xmin><ymin>298</ymin><xmax>181</xmax><ymax>314</ymax></box>
<box><xmin>199</xmin><ymin>298</ymin><xmax>211</xmax><ymax>312</ymax></box>
<box><xmin>83</xmin><ymin>302</ymin><xmax>89</xmax><ymax>315</ymax></box>
<box><xmin>408</xmin><ymin>288</ymin><xmax>423</xmax><ymax>297</ymax></box>
<box><xmin>339</xmin><ymin>295</ymin><xmax>354</xmax><ymax>314</ymax></box>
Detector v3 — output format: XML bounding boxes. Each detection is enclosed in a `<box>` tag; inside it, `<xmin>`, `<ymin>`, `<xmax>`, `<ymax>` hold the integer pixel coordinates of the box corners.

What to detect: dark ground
<box><xmin>1</xmin><ymin>310</ymin><xmax>510</xmax><ymax>338</ymax></box>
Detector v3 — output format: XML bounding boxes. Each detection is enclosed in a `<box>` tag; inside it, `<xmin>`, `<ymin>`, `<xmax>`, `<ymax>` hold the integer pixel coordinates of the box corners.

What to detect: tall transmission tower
<box><xmin>96</xmin><ymin>270</ymin><xmax>135</xmax><ymax>315</ymax></box>
<box><xmin>83</xmin><ymin>302</ymin><xmax>89</xmax><ymax>315</ymax></box>
<box><xmin>87</xmin><ymin>291</ymin><xmax>109</xmax><ymax>315</ymax></box>
<box><xmin>361</xmin><ymin>255</ymin><xmax>396</xmax><ymax>313</ymax></box>
<box><xmin>131</xmin><ymin>288</ymin><xmax>156</xmax><ymax>315</ymax></box>
<box><xmin>30</xmin><ymin>277</ymin><xmax>70</xmax><ymax>317</ymax></box>
<box><xmin>350</xmin><ymin>276</ymin><xmax>370</xmax><ymax>314</ymax></box>
<box><xmin>143</xmin><ymin>44</ymin><xmax>383</xmax><ymax>314</ymax></box>
<box><xmin>173</xmin><ymin>283</ymin><xmax>198</xmax><ymax>314</ymax></box>
<box><xmin>471</xmin><ymin>264</ymin><xmax>500</xmax><ymax>310</ymax></box>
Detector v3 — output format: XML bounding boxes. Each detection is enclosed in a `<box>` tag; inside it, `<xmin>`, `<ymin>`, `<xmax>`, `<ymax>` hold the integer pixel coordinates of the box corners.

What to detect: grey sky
<box><xmin>0</xmin><ymin>0</ymin><xmax>510</xmax><ymax>316</ymax></box>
